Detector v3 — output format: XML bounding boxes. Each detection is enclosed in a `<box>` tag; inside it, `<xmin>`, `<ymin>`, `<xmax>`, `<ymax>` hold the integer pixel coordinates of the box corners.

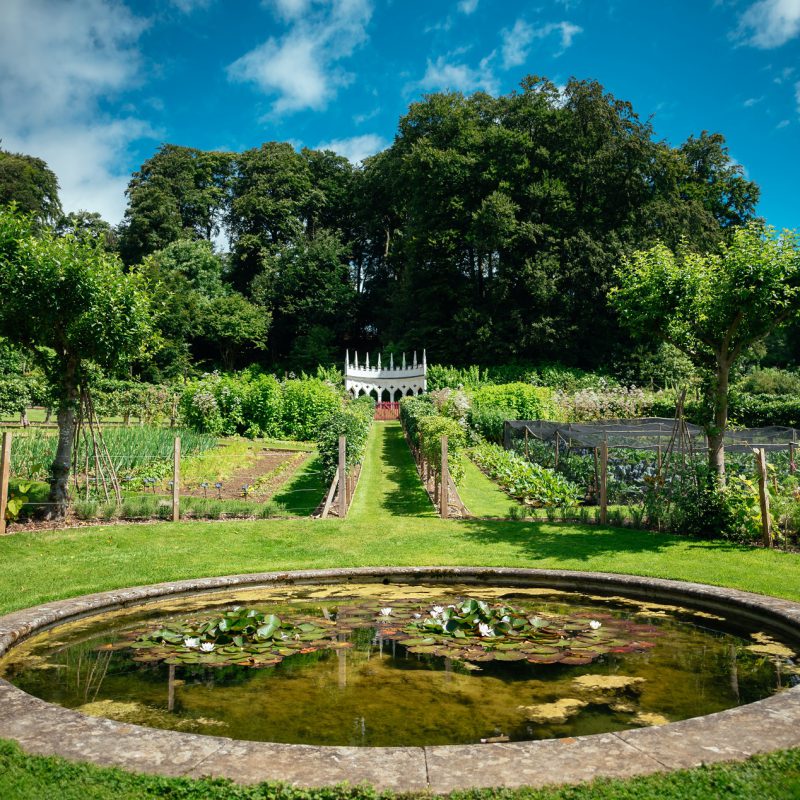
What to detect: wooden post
<box><xmin>524</xmin><ymin>427</ymin><xmax>529</xmax><ymax>461</ymax></box>
<box><xmin>657</xmin><ymin>444</ymin><xmax>662</xmax><ymax>472</ymax></box>
<box><xmin>338</xmin><ymin>435</ymin><xmax>347</xmax><ymax>518</ymax></box>
<box><xmin>172</xmin><ymin>436</ymin><xmax>180</xmax><ymax>522</ymax></box>
<box><xmin>0</xmin><ymin>432</ymin><xmax>11</xmax><ymax>535</ymax></box>
<box><xmin>554</xmin><ymin>434</ymin><xmax>560</xmax><ymax>469</ymax></box>
<box><xmin>754</xmin><ymin>448</ymin><xmax>772</xmax><ymax>548</ymax></box>
<box><xmin>599</xmin><ymin>440</ymin><xmax>608</xmax><ymax>525</ymax></box>
<box><xmin>592</xmin><ymin>447</ymin><xmax>599</xmax><ymax>499</ymax></box>
<box><xmin>790</xmin><ymin>441</ymin><xmax>796</xmax><ymax>475</ymax></box>
<box><xmin>440</xmin><ymin>435</ymin><xmax>449</xmax><ymax>519</ymax></box>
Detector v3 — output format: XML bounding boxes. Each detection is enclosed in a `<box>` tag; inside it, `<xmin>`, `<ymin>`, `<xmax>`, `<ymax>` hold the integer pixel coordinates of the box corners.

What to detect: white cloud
<box><xmin>315</xmin><ymin>133</ymin><xmax>388</xmax><ymax>164</ymax></box>
<box><xmin>268</xmin><ymin>0</ymin><xmax>312</xmax><ymax>22</ymax></box>
<box><xmin>796</xmin><ymin>80</ymin><xmax>800</xmax><ymax>111</ymax></box>
<box><xmin>501</xmin><ymin>20</ymin><xmax>535</xmax><ymax>68</ymax></box>
<box><xmin>228</xmin><ymin>0</ymin><xmax>372</xmax><ymax>115</ymax></box>
<box><xmin>458</xmin><ymin>0</ymin><xmax>479</xmax><ymax>14</ymax></box>
<box><xmin>743</xmin><ymin>96</ymin><xmax>764</xmax><ymax>106</ymax></box>
<box><xmin>417</xmin><ymin>54</ymin><xmax>499</xmax><ymax>94</ymax></box>
<box><xmin>736</xmin><ymin>0</ymin><xmax>800</xmax><ymax>48</ymax></box>
<box><xmin>353</xmin><ymin>107</ymin><xmax>380</xmax><ymax>124</ymax></box>
<box><xmin>777</xmin><ymin>118</ymin><xmax>791</xmax><ymax>127</ymax></box>
<box><xmin>500</xmin><ymin>19</ymin><xmax>582</xmax><ymax>67</ymax></box>
<box><xmin>170</xmin><ymin>0</ymin><xmax>213</xmax><ymax>12</ymax></box>
<box><xmin>0</xmin><ymin>0</ymin><xmax>154</xmax><ymax>224</ymax></box>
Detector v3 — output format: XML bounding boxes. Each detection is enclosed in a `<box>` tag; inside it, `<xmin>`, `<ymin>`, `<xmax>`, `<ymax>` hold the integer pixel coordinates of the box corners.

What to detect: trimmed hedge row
<box><xmin>180</xmin><ymin>372</ymin><xmax>341</xmax><ymax>440</ymax></box>
<box><xmin>316</xmin><ymin>396</ymin><xmax>375</xmax><ymax>481</ymax></box>
<box><xmin>400</xmin><ymin>395</ymin><xmax>467</xmax><ymax>483</ymax></box>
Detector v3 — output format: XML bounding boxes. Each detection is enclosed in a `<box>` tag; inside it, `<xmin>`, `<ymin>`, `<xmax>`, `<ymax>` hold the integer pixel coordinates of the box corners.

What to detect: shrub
<box><xmin>399</xmin><ymin>395</ymin><xmax>437</xmax><ymax>450</ymax></box>
<box><xmin>643</xmin><ymin>464</ymin><xmax>761</xmax><ymax>542</ymax></box>
<box><xmin>417</xmin><ymin>414</ymin><xmax>468</xmax><ymax>484</ymax></box>
<box><xmin>471</xmin><ymin>383</ymin><xmax>556</xmax><ymax>422</ymax></box>
<box><xmin>281</xmin><ymin>378</ymin><xmax>341</xmax><ymax>440</ymax></box>
<box><xmin>242</xmin><ymin>373</ymin><xmax>283</xmax><ymax>438</ymax></box>
<box><xmin>468</xmin><ymin>405</ymin><xmax>514</xmax><ymax>444</ymax></box>
<box><xmin>316</xmin><ymin>396</ymin><xmax>374</xmax><ymax>481</ymax></box>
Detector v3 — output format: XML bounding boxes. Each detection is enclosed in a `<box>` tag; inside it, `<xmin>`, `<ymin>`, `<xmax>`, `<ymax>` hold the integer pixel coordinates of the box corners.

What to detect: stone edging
<box><xmin>0</xmin><ymin>567</ymin><xmax>799</xmax><ymax>793</ymax></box>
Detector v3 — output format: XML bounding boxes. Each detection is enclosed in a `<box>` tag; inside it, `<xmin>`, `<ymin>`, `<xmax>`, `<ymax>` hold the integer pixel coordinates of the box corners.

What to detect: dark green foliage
<box><xmin>316</xmin><ymin>395</ymin><xmax>374</xmax><ymax>480</ymax></box>
<box><xmin>470</xmin><ymin>383</ymin><xmax>556</xmax><ymax>421</ymax></box>
<box><xmin>119</xmin><ymin>144</ymin><xmax>232</xmax><ymax>266</ymax></box>
<box><xmin>0</xmin><ymin>149</ymin><xmax>61</xmax><ymax>227</ymax></box>
<box><xmin>467</xmin><ymin>405</ymin><xmax>513</xmax><ymax>444</ymax></box>
<box><xmin>399</xmin><ymin>395</ymin><xmax>436</xmax><ymax>450</ymax></box>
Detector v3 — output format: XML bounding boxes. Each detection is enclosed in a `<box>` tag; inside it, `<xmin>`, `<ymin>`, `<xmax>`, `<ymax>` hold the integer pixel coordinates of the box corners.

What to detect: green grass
<box><xmin>271</xmin><ymin>454</ymin><xmax>328</xmax><ymax>516</ymax></box>
<box><xmin>459</xmin><ymin>455</ymin><xmax>521</xmax><ymax>517</ymax></box>
<box><xmin>0</xmin><ymin>734</ymin><xmax>798</xmax><ymax>800</ymax></box>
<box><xmin>1</xmin><ymin>421</ymin><xmax>799</xmax><ymax>798</ymax></box>
<box><xmin>349</xmin><ymin>422</ymin><xmax>435</xmax><ymax>520</ymax></box>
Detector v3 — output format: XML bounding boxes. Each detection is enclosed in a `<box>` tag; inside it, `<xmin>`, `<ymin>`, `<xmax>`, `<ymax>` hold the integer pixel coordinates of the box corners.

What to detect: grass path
<box><xmin>348</xmin><ymin>422</ymin><xmax>435</xmax><ymax>520</ymax></box>
<box><xmin>459</xmin><ymin>455</ymin><xmax>520</xmax><ymax>517</ymax></box>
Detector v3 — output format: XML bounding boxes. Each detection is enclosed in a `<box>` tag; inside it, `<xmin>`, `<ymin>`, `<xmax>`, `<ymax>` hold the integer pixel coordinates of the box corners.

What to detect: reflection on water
<box><xmin>2</xmin><ymin>584</ymin><xmax>798</xmax><ymax>747</ymax></box>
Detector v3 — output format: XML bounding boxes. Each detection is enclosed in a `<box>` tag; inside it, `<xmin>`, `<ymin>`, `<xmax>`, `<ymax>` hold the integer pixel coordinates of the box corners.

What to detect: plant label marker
<box><xmin>172</xmin><ymin>437</ymin><xmax>180</xmax><ymax>522</ymax></box>
<box><xmin>0</xmin><ymin>432</ymin><xmax>11</xmax><ymax>535</ymax></box>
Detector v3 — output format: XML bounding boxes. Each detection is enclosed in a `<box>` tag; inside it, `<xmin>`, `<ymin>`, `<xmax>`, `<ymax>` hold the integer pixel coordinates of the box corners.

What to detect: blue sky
<box><xmin>1</xmin><ymin>0</ymin><xmax>798</xmax><ymax>229</ymax></box>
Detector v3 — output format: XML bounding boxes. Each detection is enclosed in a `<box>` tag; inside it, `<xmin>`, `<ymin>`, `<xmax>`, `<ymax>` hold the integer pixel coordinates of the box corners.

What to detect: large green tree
<box><xmin>118</xmin><ymin>144</ymin><xmax>232</xmax><ymax>265</ymax></box>
<box><xmin>611</xmin><ymin>222</ymin><xmax>800</xmax><ymax>478</ymax></box>
<box><xmin>0</xmin><ymin>208</ymin><xmax>153</xmax><ymax>515</ymax></box>
<box><xmin>0</xmin><ymin>149</ymin><xmax>62</xmax><ymax>227</ymax></box>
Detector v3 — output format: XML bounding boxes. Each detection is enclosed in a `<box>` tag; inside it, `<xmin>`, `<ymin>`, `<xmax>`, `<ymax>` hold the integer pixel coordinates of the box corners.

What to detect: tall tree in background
<box><xmin>612</xmin><ymin>223</ymin><xmax>800</xmax><ymax>478</ymax></box>
<box><xmin>119</xmin><ymin>144</ymin><xmax>232</xmax><ymax>265</ymax></box>
<box><xmin>0</xmin><ymin>148</ymin><xmax>62</xmax><ymax>227</ymax></box>
<box><xmin>0</xmin><ymin>208</ymin><xmax>153</xmax><ymax>515</ymax></box>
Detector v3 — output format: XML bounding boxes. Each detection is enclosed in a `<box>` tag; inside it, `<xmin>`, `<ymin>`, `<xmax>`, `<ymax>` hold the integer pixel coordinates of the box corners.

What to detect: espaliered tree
<box><xmin>611</xmin><ymin>222</ymin><xmax>800</xmax><ymax>479</ymax></box>
<box><xmin>0</xmin><ymin>207</ymin><xmax>153</xmax><ymax>516</ymax></box>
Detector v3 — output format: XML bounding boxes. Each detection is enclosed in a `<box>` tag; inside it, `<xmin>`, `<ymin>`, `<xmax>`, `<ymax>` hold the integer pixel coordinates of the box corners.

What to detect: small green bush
<box><xmin>73</xmin><ymin>500</ymin><xmax>99</xmax><ymax>520</ymax></box>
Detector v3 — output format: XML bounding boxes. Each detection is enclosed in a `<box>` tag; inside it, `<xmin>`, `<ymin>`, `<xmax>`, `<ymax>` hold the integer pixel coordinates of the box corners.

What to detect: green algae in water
<box><xmin>1</xmin><ymin>584</ymin><xmax>798</xmax><ymax>747</ymax></box>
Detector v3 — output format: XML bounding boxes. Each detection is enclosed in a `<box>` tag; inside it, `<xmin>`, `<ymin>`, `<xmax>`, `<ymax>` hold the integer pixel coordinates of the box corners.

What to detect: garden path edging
<box><xmin>0</xmin><ymin>566</ymin><xmax>799</xmax><ymax>792</ymax></box>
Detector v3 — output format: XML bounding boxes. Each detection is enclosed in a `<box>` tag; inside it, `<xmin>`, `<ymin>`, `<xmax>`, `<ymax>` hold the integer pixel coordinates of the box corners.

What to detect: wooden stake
<box><xmin>790</xmin><ymin>441</ymin><xmax>796</xmax><ymax>475</ymax></box>
<box><xmin>754</xmin><ymin>448</ymin><xmax>772</xmax><ymax>548</ymax></box>
<box><xmin>338</xmin><ymin>435</ymin><xmax>347</xmax><ymax>519</ymax></box>
<box><xmin>554</xmin><ymin>434</ymin><xmax>560</xmax><ymax>469</ymax></box>
<box><xmin>599</xmin><ymin>440</ymin><xmax>608</xmax><ymax>525</ymax></box>
<box><xmin>524</xmin><ymin>427</ymin><xmax>529</xmax><ymax>461</ymax></box>
<box><xmin>0</xmin><ymin>432</ymin><xmax>11</xmax><ymax>535</ymax></box>
<box><xmin>657</xmin><ymin>444</ymin><xmax>662</xmax><ymax>472</ymax></box>
<box><xmin>440</xmin><ymin>435</ymin><xmax>449</xmax><ymax>519</ymax></box>
<box><xmin>172</xmin><ymin>436</ymin><xmax>181</xmax><ymax>522</ymax></box>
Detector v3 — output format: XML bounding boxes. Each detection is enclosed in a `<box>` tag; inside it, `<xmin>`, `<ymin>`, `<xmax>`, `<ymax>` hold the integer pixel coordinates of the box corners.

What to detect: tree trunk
<box><xmin>707</xmin><ymin>361</ymin><xmax>729</xmax><ymax>483</ymax></box>
<box><xmin>47</xmin><ymin>357</ymin><xmax>80</xmax><ymax>518</ymax></box>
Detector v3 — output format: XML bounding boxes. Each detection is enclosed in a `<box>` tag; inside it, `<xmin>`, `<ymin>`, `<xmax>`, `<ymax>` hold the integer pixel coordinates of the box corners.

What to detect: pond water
<box><xmin>2</xmin><ymin>583</ymin><xmax>799</xmax><ymax>747</ymax></box>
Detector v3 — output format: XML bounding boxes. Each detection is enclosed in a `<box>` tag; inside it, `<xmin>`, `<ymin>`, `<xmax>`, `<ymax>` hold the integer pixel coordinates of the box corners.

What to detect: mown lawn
<box><xmin>0</xmin><ymin>422</ymin><xmax>798</xmax><ymax>798</ymax></box>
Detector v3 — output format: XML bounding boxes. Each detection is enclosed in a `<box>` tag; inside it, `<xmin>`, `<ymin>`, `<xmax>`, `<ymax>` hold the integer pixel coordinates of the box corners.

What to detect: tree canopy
<box><xmin>611</xmin><ymin>222</ymin><xmax>800</xmax><ymax>475</ymax></box>
<box><xmin>0</xmin><ymin>207</ymin><xmax>153</xmax><ymax>513</ymax></box>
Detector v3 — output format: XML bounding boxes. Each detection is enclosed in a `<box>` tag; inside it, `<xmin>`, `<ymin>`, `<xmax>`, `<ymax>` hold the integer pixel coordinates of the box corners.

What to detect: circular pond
<box><xmin>1</xmin><ymin>580</ymin><xmax>799</xmax><ymax>748</ymax></box>
<box><xmin>1</xmin><ymin>568</ymin><xmax>800</xmax><ymax>791</ymax></box>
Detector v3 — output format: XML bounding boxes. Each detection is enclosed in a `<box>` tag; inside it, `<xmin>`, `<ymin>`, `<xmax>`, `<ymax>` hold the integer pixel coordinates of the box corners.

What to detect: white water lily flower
<box><xmin>431</xmin><ymin>605</ymin><xmax>445</xmax><ymax>617</ymax></box>
<box><xmin>280</xmin><ymin>632</ymin><xmax>290</xmax><ymax>640</ymax></box>
<box><xmin>413</xmin><ymin>613</ymin><xmax>422</xmax><ymax>619</ymax></box>
<box><xmin>183</xmin><ymin>637</ymin><xmax>200</xmax><ymax>648</ymax></box>
<box><xmin>380</xmin><ymin>607</ymin><xmax>393</xmax><ymax>616</ymax></box>
<box><xmin>199</xmin><ymin>642</ymin><xmax>215</xmax><ymax>652</ymax></box>
<box><xmin>478</xmin><ymin>623</ymin><xmax>494</xmax><ymax>638</ymax></box>
<box><xmin>589</xmin><ymin>620</ymin><xmax>602</xmax><ymax>630</ymax></box>
<box><xmin>501</xmin><ymin>615</ymin><xmax>511</xmax><ymax>624</ymax></box>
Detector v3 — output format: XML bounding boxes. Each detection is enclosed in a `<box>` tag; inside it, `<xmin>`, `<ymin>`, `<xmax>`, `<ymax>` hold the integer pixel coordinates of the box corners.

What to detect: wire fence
<box><xmin>504</xmin><ymin>418</ymin><xmax>800</xmax><ymax>505</ymax></box>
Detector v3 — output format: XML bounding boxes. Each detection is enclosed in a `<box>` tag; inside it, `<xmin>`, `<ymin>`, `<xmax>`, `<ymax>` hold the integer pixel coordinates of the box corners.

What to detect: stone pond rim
<box><xmin>0</xmin><ymin>566</ymin><xmax>799</xmax><ymax>793</ymax></box>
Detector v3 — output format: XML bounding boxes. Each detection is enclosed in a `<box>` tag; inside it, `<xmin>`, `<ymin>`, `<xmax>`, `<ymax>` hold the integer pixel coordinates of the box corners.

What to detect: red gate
<box><xmin>374</xmin><ymin>402</ymin><xmax>400</xmax><ymax>420</ymax></box>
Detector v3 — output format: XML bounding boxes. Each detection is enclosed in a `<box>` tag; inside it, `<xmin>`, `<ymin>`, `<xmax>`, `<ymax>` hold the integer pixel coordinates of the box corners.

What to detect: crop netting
<box><xmin>504</xmin><ymin>418</ymin><xmax>800</xmax><ymax>505</ymax></box>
